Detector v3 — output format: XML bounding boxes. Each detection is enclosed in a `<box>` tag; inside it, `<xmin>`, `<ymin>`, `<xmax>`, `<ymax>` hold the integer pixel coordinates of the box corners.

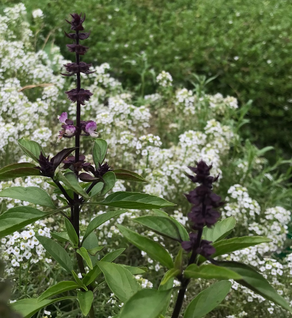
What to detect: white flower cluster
<box><xmin>32</xmin><ymin>9</ymin><xmax>43</xmax><ymax>19</ymax></box>
<box><xmin>156</xmin><ymin>71</ymin><xmax>173</xmax><ymax>87</ymax></box>
<box><xmin>2</xmin><ymin>220</ymin><xmax>52</xmax><ymax>276</ymax></box>
<box><xmin>207</xmin><ymin>93</ymin><xmax>238</xmax><ymax>115</ymax></box>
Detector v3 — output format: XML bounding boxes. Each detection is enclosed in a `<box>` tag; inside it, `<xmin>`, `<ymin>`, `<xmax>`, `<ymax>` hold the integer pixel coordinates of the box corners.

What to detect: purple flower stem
<box><xmin>171</xmin><ymin>228</ymin><xmax>203</xmax><ymax>318</ymax></box>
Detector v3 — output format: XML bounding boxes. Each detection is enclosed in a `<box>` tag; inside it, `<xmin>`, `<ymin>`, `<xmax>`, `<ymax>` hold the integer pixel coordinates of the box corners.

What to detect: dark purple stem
<box><xmin>171</xmin><ymin>227</ymin><xmax>203</xmax><ymax>318</ymax></box>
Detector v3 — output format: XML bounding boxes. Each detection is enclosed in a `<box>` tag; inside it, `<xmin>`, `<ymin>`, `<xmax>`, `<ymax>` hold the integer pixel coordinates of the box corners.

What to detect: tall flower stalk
<box><xmin>172</xmin><ymin>160</ymin><xmax>223</xmax><ymax>318</ymax></box>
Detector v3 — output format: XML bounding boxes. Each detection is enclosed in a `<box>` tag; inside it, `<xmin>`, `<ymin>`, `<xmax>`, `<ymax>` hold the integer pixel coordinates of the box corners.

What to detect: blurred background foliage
<box><xmin>1</xmin><ymin>0</ymin><xmax>292</xmax><ymax>159</ymax></box>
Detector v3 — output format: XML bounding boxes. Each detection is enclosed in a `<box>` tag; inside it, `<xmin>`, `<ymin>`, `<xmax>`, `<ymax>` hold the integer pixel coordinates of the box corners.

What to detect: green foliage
<box><xmin>77</xmin><ymin>290</ymin><xmax>94</xmax><ymax>316</ymax></box>
<box><xmin>0</xmin><ymin>206</ymin><xmax>48</xmax><ymax>238</ymax></box>
<box><xmin>0</xmin><ymin>162</ymin><xmax>40</xmax><ymax>181</ymax></box>
<box><xmin>100</xmin><ymin>192</ymin><xmax>176</xmax><ymax>209</ymax></box>
<box><xmin>217</xmin><ymin>261</ymin><xmax>292</xmax><ymax>312</ymax></box>
<box><xmin>37</xmin><ymin>236</ymin><xmax>73</xmax><ymax>273</ymax></box>
<box><xmin>0</xmin><ymin>186</ymin><xmax>55</xmax><ymax>208</ymax></box>
<box><xmin>97</xmin><ymin>261</ymin><xmax>141</xmax><ymax>302</ymax></box>
<box><xmin>118</xmin><ymin>225</ymin><xmax>174</xmax><ymax>269</ymax></box>
<box><xmin>118</xmin><ymin>289</ymin><xmax>172</xmax><ymax>318</ymax></box>
<box><xmin>38</xmin><ymin>281</ymin><xmax>79</xmax><ymax>301</ymax></box>
<box><xmin>93</xmin><ymin>139</ymin><xmax>108</xmax><ymax>168</ymax></box>
<box><xmin>184</xmin><ymin>264</ymin><xmax>241</xmax><ymax>280</ymax></box>
<box><xmin>183</xmin><ymin>281</ymin><xmax>231</xmax><ymax>318</ymax></box>
<box><xmin>202</xmin><ymin>217</ymin><xmax>236</xmax><ymax>242</ymax></box>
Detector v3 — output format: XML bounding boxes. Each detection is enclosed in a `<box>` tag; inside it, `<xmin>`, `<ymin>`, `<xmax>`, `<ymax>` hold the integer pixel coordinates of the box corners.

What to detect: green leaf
<box><xmin>93</xmin><ymin>138</ymin><xmax>108</xmax><ymax>168</ymax></box>
<box><xmin>88</xmin><ymin>246</ymin><xmax>104</xmax><ymax>255</ymax></box>
<box><xmin>184</xmin><ymin>264</ymin><xmax>242</xmax><ymax>280</ymax></box>
<box><xmin>118</xmin><ymin>225</ymin><xmax>173</xmax><ymax>269</ymax></box>
<box><xmin>184</xmin><ymin>281</ymin><xmax>231</xmax><ymax>318</ymax></box>
<box><xmin>72</xmin><ymin>270</ymin><xmax>87</xmax><ymax>290</ymax></box>
<box><xmin>123</xmin><ymin>265</ymin><xmax>146</xmax><ymax>275</ymax></box>
<box><xmin>203</xmin><ymin>217</ymin><xmax>236</xmax><ymax>242</ymax></box>
<box><xmin>0</xmin><ymin>162</ymin><xmax>40</xmax><ymax>180</ymax></box>
<box><xmin>38</xmin><ymin>281</ymin><xmax>79</xmax><ymax>301</ymax></box>
<box><xmin>113</xmin><ymin>169</ymin><xmax>147</xmax><ymax>183</ymax></box>
<box><xmin>160</xmin><ymin>268</ymin><xmax>180</xmax><ymax>285</ymax></box>
<box><xmin>65</xmin><ymin>219</ymin><xmax>79</xmax><ymax>247</ymax></box>
<box><xmin>212</xmin><ymin>236</ymin><xmax>271</xmax><ymax>258</ymax></box>
<box><xmin>134</xmin><ymin>216</ymin><xmax>183</xmax><ymax>241</ymax></box>
<box><xmin>0</xmin><ymin>207</ymin><xmax>47</xmax><ymax>238</ymax></box>
<box><xmin>83</xmin><ymin>248</ymin><xmax>125</xmax><ymax>286</ymax></box>
<box><xmin>11</xmin><ymin>297</ymin><xmax>75</xmax><ymax>318</ymax></box>
<box><xmin>77</xmin><ymin>290</ymin><xmax>94</xmax><ymax>316</ymax></box>
<box><xmin>118</xmin><ymin>289</ymin><xmax>172</xmax><ymax>318</ymax></box>
<box><xmin>217</xmin><ymin>261</ymin><xmax>292</xmax><ymax>312</ymax></box>
<box><xmin>37</xmin><ymin>236</ymin><xmax>73</xmax><ymax>273</ymax></box>
<box><xmin>174</xmin><ymin>248</ymin><xmax>183</xmax><ymax>270</ymax></box>
<box><xmin>97</xmin><ymin>261</ymin><xmax>141</xmax><ymax>302</ymax></box>
<box><xmin>101</xmin><ymin>171</ymin><xmax>116</xmax><ymax>195</ymax></box>
<box><xmin>82</xmin><ymin>232</ymin><xmax>100</xmax><ymax>265</ymax></box>
<box><xmin>51</xmin><ymin>231</ymin><xmax>70</xmax><ymax>243</ymax></box>
<box><xmin>152</xmin><ymin>209</ymin><xmax>189</xmax><ymax>241</ymax></box>
<box><xmin>83</xmin><ymin>210</ymin><xmax>126</xmax><ymax>241</ymax></box>
<box><xmin>0</xmin><ymin>186</ymin><xmax>55</xmax><ymax>208</ymax></box>
<box><xmin>89</xmin><ymin>182</ymin><xmax>103</xmax><ymax>197</ymax></box>
<box><xmin>77</xmin><ymin>247</ymin><xmax>93</xmax><ymax>270</ymax></box>
<box><xmin>57</xmin><ymin>171</ymin><xmax>89</xmax><ymax>199</ymax></box>
<box><xmin>18</xmin><ymin>138</ymin><xmax>43</xmax><ymax>162</ymax></box>
<box><xmin>100</xmin><ymin>192</ymin><xmax>175</xmax><ymax>209</ymax></box>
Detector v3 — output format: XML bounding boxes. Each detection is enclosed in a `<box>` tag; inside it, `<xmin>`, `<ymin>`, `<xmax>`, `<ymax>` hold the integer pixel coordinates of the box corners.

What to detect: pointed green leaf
<box><xmin>88</xmin><ymin>246</ymin><xmax>104</xmax><ymax>255</ymax></box>
<box><xmin>65</xmin><ymin>218</ymin><xmax>79</xmax><ymax>247</ymax></box>
<box><xmin>113</xmin><ymin>169</ymin><xmax>147</xmax><ymax>183</ymax></box>
<box><xmin>0</xmin><ymin>163</ymin><xmax>40</xmax><ymax>180</ymax></box>
<box><xmin>152</xmin><ymin>209</ymin><xmax>189</xmax><ymax>241</ymax></box>
<box><xmin>93</xmin><ymin>138</ymin><xmax>108</xmax><ymax>168</ymax></box>
<box><xmin>89</xmin><ymin>182</ymin><xmax>103</xmax><ymax>197</ymax></box>
<box><xmin>160</xmin><ymin>268</ymin><xmax>180</xmax><ymax>285</ymax></box>
<box><xmin>123</xmin><ymin>265</ymin><xmax>146</xmax><ymax>275</ymax></box>
<box><xmin>83</xmin><ymin>210</ymin><xmax>126</xmax><ymax>241</ymax></box>
<box><xmin>174</xmin><ymin>248</ymin><xmax>183</xmax><ymax>270</ymax></box>
<box><xmin>217</xmin><ymin>261</ymin><xmax>292</xmax><ymax>312</ymax></box>
<box><xmin>97</xmin><ymin>261</ymin><xmax>141</xmax><ymax>302</ymax></box>
<box><xmin>101</xmin><ymin>171</ymin><xmax>116</xmax><ymax>195</ymax></box>
<box><xmin>37</xmin><ymin>236</ymin><xmax>73</xmax><ymax>273</ymax></box>
<box><xmin>184</xmin><ymin>264</ymin><xmax>242</xmax><ymax>280</ymax></box>
<box><xmin>77</xmin><ymin>247</ymin><xmax>93</xmax><ymax>270</ymax></box>
<box><xmin>77</xmin><ymin>290</ymin><xmax>94</xmax><ymax>316</ymax></box>
<box><xmin>100</xmin><ymin>192</ymin><xmax>175</xmax><ymax>209</ymax></box>
<box><xmin>51</xmin><ymin>231</ymin><xmax>70</xmax><ymax>243</ymax></box>
<box><xmin>134</xmin><ymin>216</ymin><xmax>183</xmax><ymax>241</ymax></box>
<box><xmin>83</xmin><ymin>248</ymin><xmax>125</xmax><ymax>286</ymax></box>
<box><xmin>38</xmin><ymin>281</ymin><xmax>79</xmax><ymax>301</ymax></box>
<box><xmin>72</xmin><ymin>270</ymin><xmax>87</xmax><ymax>290</ymax></box>
<box><xmin>0</xmin><ymin>207</ymin><xmax>47</xmax><ymax>238</ymax></box>
<box><xmin>118</xmin><ymin>225</ymin><xmax>173</xmax><ymax>269</ymax></box>
<box><xmin>0</xmin><ymin>186</ymin><xmax>55</xmax><ymax>208</ymax></box>
<box><xmin>184</xmin><ymin>281</ymin><xmax>231</xmax><ymax>318</ymax></box>
<box><xmin>11</xmin><ymin>297</ymin><xmax>75</xmax><ymax>318</ymax></box>
<box><xmin>212</xmin><ymin>236</ymin><xmax>271</xmax><ymax>258</ymax></box>
<box><xmin>57</xmin><ymin>171</ymin><xmax>89</xmax><ymax>199</ymax></box>
<box><xmin>18</xmin><ymin>138</ymin><xmax>43</xmax><ymax>162</ymax></box>
<box><xmin>203</xmin><ymin>217</ymin><xmax>236</xmax><ymax>242</ymax></box>
<box><xmin>119</xmin><ymin>289</ymin><xmax>172</xmax><ymax>318</ymax></box>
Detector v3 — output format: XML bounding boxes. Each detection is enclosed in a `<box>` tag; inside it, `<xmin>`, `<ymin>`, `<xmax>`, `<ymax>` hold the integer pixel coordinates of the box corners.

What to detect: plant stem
<box><xmin>171</xmin><ymin>228</ymin><xmax>203</xmax><ymax>318</ymax></box>
<box><xmin>52</xmin><ymin>178</ymin><xmax>74</xmax><ymax>204</ymax></box>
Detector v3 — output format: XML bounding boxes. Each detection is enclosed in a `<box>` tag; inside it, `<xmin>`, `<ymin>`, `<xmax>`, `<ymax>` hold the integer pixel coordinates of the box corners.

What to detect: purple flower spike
<box><xmin>85</xmin><ymin>121</ymin><xmax>98</xmax><ymax>137</ymax></box>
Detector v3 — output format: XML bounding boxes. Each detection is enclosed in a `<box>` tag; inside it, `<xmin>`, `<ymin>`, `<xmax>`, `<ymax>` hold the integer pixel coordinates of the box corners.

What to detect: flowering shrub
<box><xmin>0</xmin><ymin>5</ymin><xmax>291</xmax><ymax>318</ymax></box>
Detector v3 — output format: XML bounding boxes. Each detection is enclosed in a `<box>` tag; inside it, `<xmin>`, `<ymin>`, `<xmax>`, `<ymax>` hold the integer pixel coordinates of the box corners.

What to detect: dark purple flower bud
<box><xmin>78</xmin><ymin>173</ymin><xmax>99</xmax><ymax>182</ymax></box>
<box><xmin>37</xmin><ymin>153</ymin><xmax>55</xmax><ymax>177</ymax></box>
<box><xmin>181</xmin><ymin>232</ymin><xmax>198</xmax><ymax>252</ymax></box>
<box><xmin>63</xmin><ymin>154</ymin><xmax>88</xmax><ymax>173</ymax></box>
<box><xmin>65</xmin><ymin>32</ymin><xmax>90</xmax><ymax>40</ymax></box>
<box><xmin>197</xmin><ymin>240</ymin><xmax>216</xmax><ymax>258</ymax></box>
<box><xmin>37</xmin><ymin>148</ymin><xmax>76</xmax><ymax>177</ymax></box>
<box><xmin>188</xmin><ymin>205</ymin><xmax>220</xmax><ymax>229</ymax></box>
<box><xmin>66</xmin><ymin>13</ymin><xmax>86</xmax><ymax>31</ymax></box>
<box><xmin>66</xmin><ymin>44</ymin><xmax>89</xmax><ymax>55</ymax></box>
<box><xmin>65</xmin><ymin>88</ymin><xmax>93</xmax><ymax>105</ymax></box>
<box><xmin>94</xmin><ymin>162</ymin><xmax>111</xmax><ymax>178</ymax></box>
<box><xmin>62</xmin><ymin>62</ymin><xmax>94</xmax><ymax>76</ymax></box>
